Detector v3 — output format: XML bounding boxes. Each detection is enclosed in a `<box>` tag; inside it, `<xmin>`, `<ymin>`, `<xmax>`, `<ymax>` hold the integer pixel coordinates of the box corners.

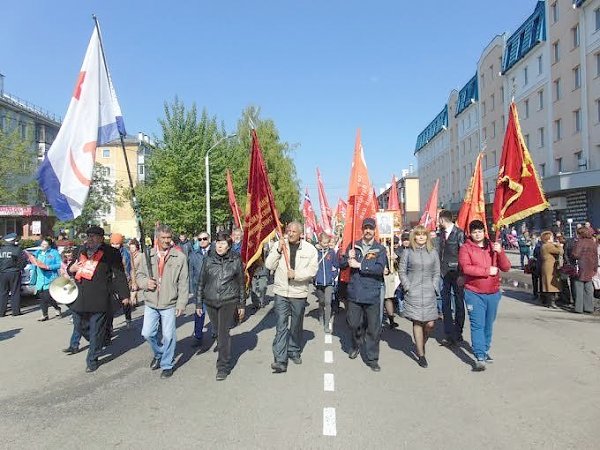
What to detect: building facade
<box><xmin>377</xmin><ymin>167</ymin><xmax>420</xmax><ymax>228</ymax></box>
<box><xmin>414</xmin><ymin>0</ymin><xmax>600</xmax><ymax>228</ymax></box>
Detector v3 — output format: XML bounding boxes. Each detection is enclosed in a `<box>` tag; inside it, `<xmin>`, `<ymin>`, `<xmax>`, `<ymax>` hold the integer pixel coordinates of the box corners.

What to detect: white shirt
<box><xmin>444</xmin><ymin>223</ymin><xmax>455</xmax><ymax>240</ymax></box>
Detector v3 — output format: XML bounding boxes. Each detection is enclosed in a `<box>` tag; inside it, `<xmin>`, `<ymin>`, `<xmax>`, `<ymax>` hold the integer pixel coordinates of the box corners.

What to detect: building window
<box><xmin>101</xmin><ymin>166</ymin><xmax>111</xmax><ymax>177</ymax></box>
<box><xmin>596</xmin><ymin>53</ymin><xmax>600</xmax><ymax>77</ymax></box>
<box><xmin>553</xmin><ymin>78</ymin><xmax>561</xmax><ymax>101</ymax></box>
<box><xmin>552</xmin><ymin>41</ymin><xmax>560</xmax><ymax>64</ymax></box>
<box><xmin>596</xmin><ymin>98</ymin><xmax>600</xmax><ymax>123</ymax></box>
<box><xmin>573</xmin><ymin>66</ymin><xmax>581</xmax><ymax>90</ymax></box>
<box><xmin>551</xmin><ymin>2</ymin><xmax>559</xmax><ymax>23</ymax></box>
<box><xmin>102</xmin><ymin>148</ymin><xmax>110</xmax><ymax>158</ymax></box>
<box><xmin>500</xmin><ymin>86</ymin><xmax>505</xmax><ymax>102</ymax></box>
<box><xmin>491</xmin><ymin>94</ymin><xmax>495</xmax><ymax>111</ymax></box>
<box><xmin>556</xmin><ymin>157</ymin><xmax>562</xmax><ymax>173</ymax></box>
<box><xmin>575</xmin><ymin>151</ymin><xmax>584</xmax><ymax>170</ymax></box>
<box><xmin>574</xmin><ymin>109</ymin><xmax>582</xmax><ymax>133</ymax></box>
<box><xmin>554</xmin><ymin>119</ymin><xmax>562</xmax><ymax>141</ymax></box>
<box><xmin>524</xmin><ymin>134</ymin><xmax>530</xmax><ymax>149</ymax></box>
<box><xmin>523</xmin><ymin>67</ymin><xmax>528</xmax><ymax>86</ymax></box>
<box><xmin>492</xmin><ymin>121</ymin><xmax>496</xmax><ymax>139</ymax></box>
<box><xmin>540</xmin><ymin>163</ymin><xmax>545</xmax><ymax>177</ymax></box>
<box><xmin>489</xmin><ymin>64</ymin><xmax>494</xmax><ymax>80</ymax></box>
<box><xmin>138</xmin><ymin>165</ymin><xmax>145</xmax><ymax>175</ymax></box>
<box><xmin>491</xmin><ymin>150</ymin><xmax>496</xmax><ymax>166</ymax></box>
<box><xmin>596</xmin><ymin>8</ymin><xmax>600</xmax><ymax>31</ymax></box>
<box><xmin>20</xmin><ymin>123</ymin><xmax>26</xmax><ymax>139</ymax></box>
<box><xmin>480</xmin><ymin>73</ymin><xmax>485</xmax><ymax>90</ymax></box>
<box><xmin>538</xmin><ymin>90</ymin><xmax>544</xmax><ymax>110</ymax></box>
<box><xmin>524</xmin><ymin>99</ymin><xmax>530</xmax><ymax>118</ymax></box>
<box><xmin>537</xmin><ymin>55</ymin><xmax>543</xmax><ymax>75</ymax></box>
<box><xmin>501</xmin><ymin>115</ymin><xmax>505</xmax><ymax>131</ymax></box>
<box><xmin>482</xmin><ymin>127</ymin><xmax>487</xmax><ymax>140</ymax></box>
<box><xmin>538</xmin><ymin>127</ymin><xmax>545</xmax><ymax>147</ymax></box>
<box><xmin>482</xmin><ymin>101</ymin><xmax>486</xmax><ymax>116</ymax></box>
<box><xmin>572</xmin><ymin>24</ymin><xmax>580</xmax><ymax>48</ymax></box>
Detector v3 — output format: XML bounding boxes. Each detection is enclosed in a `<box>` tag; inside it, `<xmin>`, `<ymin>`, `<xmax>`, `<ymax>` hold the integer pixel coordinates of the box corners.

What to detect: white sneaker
<box><xmin>473</xmin><ymin>360</ymin><xmax>486</xmax><ymax>372</ymax></box>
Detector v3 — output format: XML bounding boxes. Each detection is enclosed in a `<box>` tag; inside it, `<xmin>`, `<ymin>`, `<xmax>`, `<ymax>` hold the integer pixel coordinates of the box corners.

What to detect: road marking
<box><xmin>324</xmin><ymin>334</ymin><xmax>332</xmax><ymax>344</ymax></box>
<box><xmin>324</xmin><ymin>350</ymin><xmax>333</xmax><ymax>363</ymax></box>
<box><xmin>324</xmin><ymin>373</ymin><xmax>335</xmax><ymax>391</ymax></box>
<box><xmin>323</xmin><ymin>407</ymin><xmax>337</xmax><ymax>436</ymax></box>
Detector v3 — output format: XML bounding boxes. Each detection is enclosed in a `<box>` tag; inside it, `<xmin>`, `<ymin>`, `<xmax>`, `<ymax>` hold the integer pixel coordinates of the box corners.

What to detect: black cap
<box><xmin>362</xmin><ymin>217</ymin><xmax>376</xmax><ymax>229</ymax></box>
<box><xmin>86</xmin><ymin>225</ymin><xmax>105</xmax><ymax>236</ymax></box>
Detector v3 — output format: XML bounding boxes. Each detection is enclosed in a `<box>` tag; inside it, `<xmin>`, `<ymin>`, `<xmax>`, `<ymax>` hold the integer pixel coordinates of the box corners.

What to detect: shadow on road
<box><xmin>0</xmin><ymin>328</ymin><xmax>22</xmax><ymax>342</ymax></box>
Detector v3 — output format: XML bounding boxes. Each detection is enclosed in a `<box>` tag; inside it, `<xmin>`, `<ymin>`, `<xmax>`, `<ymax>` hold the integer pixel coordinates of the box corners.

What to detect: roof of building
<box><xmin>415</xmin><ymin>105</ymin><xmax>448</xmax><ymax>154</ymax></box>
<box><xmin>501</xmin><ymin>1</ymin><xmax>546</xmax><ymax>74</ymax></box>
<box><xmin>0</xmin><ymin>92</ymin><xmax>61</xmax><ymax>126</ymax></box>
<box><xmin>455</xmin><ymin>74</ymin><xmax>478</xmax><ymax>117</ymax></box>
<box><xmin>574</xmin><ymin>0</ymin><xmax>588</xmax><ymax>7</ymax></box>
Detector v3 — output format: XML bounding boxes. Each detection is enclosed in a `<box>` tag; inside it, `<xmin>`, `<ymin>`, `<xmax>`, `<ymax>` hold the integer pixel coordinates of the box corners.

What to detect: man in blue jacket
<box><xmin>315</xmin><ymin>232</ymin><xmax>338</xmax><ymax>334</ymax></box>
<box><xmin>340</xmin><ymin>217</ymin><xmax>387</xmax><ymax>372</ymax></box>
<box><xmin>189</xmin><ymin>231</ymin><xmax>211</xmax><ymax>346</ymax></box>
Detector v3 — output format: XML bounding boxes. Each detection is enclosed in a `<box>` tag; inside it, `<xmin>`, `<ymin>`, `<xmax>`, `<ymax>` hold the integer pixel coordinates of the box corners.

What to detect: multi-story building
<box><xmin>414</xmin><ymin>0</ymin><xmax>600</xmax><ymax>229</ymax></box>
<box><xmin>377</xmin><ymin>166</ymin><xmax>420</xmax><ymax>228</ymax></box>
<box><xmin>0</xmin><ymin>74</ymin><xmax>61</xmax><ymax>237</ymax></box>
<box><xmin>95</xmin><ymin>133</ymin><xmax>153</xmax><ymax>238</ymax></box>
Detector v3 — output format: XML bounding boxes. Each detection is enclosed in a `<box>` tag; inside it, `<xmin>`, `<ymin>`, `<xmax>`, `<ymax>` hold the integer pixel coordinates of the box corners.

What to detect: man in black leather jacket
<box><xmin>438</xmin><ymin>210</ymin><xmax>466</xmax><ymax>345</ymax></box>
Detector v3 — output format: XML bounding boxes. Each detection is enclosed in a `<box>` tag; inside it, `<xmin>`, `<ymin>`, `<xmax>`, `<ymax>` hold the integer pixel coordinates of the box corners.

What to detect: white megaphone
<box><xmin>49</xmin><ymin>277</ymin><xmax>79</xmax><ymax>305</ymax></box>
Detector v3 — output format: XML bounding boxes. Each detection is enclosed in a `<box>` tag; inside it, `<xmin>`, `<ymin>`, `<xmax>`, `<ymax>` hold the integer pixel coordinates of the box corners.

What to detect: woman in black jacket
<box><xmin>196</xmin><ymin>232</ymin><xmax>245</xmax><ymax>380</ymax></box>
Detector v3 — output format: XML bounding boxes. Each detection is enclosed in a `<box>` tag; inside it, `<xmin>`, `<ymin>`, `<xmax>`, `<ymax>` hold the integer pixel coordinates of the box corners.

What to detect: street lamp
<box><xmin>205</xmin><ymin>134</ymin><xmax>237</xmax><ymax>235</ymax></box>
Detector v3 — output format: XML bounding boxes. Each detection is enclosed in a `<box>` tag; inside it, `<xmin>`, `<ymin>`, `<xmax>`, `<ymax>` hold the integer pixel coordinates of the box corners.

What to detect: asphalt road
<box><xmin>1</xmin><ymin>283</ymin><xmax>599</xmax><ymax>449</ymax></box>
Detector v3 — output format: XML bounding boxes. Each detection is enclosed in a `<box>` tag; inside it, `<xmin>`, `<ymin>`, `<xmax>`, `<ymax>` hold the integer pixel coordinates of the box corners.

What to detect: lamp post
<box><xmin>205</xmin><ymin>134</ymin><xmax>237</xmax><ymax>235</ymax></box>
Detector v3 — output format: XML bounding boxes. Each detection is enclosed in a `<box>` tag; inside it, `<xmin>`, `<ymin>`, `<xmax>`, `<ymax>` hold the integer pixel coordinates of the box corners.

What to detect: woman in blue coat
<box><xmin>28</xmin><ymin>237</ymin><xmax>62</xmax><ymax>321</ymax></box>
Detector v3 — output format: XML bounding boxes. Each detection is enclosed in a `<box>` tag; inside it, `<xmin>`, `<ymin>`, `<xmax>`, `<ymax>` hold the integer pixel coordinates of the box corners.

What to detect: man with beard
<box><xmin>68</xmin><ymin>226</ymin><xmax>130</xmax><ymax>372</ymax></box>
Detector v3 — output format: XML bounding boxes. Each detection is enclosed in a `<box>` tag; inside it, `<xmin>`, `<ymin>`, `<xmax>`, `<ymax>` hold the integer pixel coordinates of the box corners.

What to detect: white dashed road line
<box><xmin>324</xmin><ymin>350</ymin><xmax>333</xmax><ymax>363</ymax></box>
<box><xmin>324</xmin><ymin>373</ymin><xmax>335</xmax><ymax>392</ymax></box>
<box><xmin>323</xmin><ymin>407</ymin><xmax>337</xmax><ymax>436</ymax></box>
<box><xmin>324</xmin><ymin>334</ymin><xmax>332</xmax><ymax>344</ymax></box>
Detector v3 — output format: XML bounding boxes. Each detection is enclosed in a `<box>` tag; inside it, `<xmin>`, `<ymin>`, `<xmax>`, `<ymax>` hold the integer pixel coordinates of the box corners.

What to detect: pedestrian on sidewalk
<box><xmin>136</xmin><ymin>224</ymin><xmax>189</xmax><ymax>379</ymax></box>
<box><xmin>27</xmin><ymin>237</ymin><xmax>62</xmax><ymax>321</ymax></box>
<box><xmin>540</xmin><ymin>231</ymin><xmax>563</xmax><ymax>309</ymax></box>
<box><xmin>196</xmin><ymin>231</ymin><xmax>245</xmax><ymax>381</ymax></box>
<box><xmin>518</xmin><ymin>231</ymin><xmax>532</xmax><ymax>270</ymax></box>
<box><xmin>340</xmin><ymin>217</ymin><xmax>388</xmax><ymax>372</ymax></box>
<box><xmin>250</xmin><ymin>243</ymin><xmax>269</xmax><ymax>310</ymax></box>
<box><xmin>438</xmin><ymin>210</ymin><xmax>466</xmax><ymax>346</ymax></box>
<box><xmin>314</xmin><ymin>233</ymin><xmax>338</xmax><ymax>334</ymax></box>
<box><xmin>68</xmin><ymin>226</ymin><xmax>130</xmax><ymax>373</ymax></box>
<box><xmin>571</xmin><ymin>226</ymin><xmax>598</xmax><ymax>314</ymax></box>
<box><xmin>266</xmin><ymin>221</ymin><xmax>318</xmax><ymax>374</ymax></box>
<box><xmin>398</xmin><ymin>225</ymin><xmax>440</xmax><ymax>368</ymax></box>
<box><xmin>0</xmin><ymin>233</ymin><xmax>27</xmax><ymax>317</ymax></box>
<box><xmin>189</xmin><ymin>231</ymin><xmax>211</xmax><ymax>346</ymax></box>
<box><xmin>458</xmin><ymin>220</ymin><xmax>511</xmax><ymax>372</ymax></box>
<box><xmin>110</xmin><ymin>233</ymin><xmax>133</xmax><ymax>329</ymax></box>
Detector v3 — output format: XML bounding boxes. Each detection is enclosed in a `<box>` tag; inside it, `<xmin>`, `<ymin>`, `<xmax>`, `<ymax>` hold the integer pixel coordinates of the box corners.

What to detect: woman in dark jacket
<box><xmin>458</xmin><ymin>220</ymin><xmax>511</xmax><ymax>372</ymax></box>
<box><xmin>196</xmin><ymin>232</ymin><xmax>245</xmax><ymax>381</ymax></box>
<box><xmin>398</xmin><ymin>225</ymin><xmax>440</xmax><ymax>368</ymax></box>
<box><xmin>571</xmin><ymin>226</ymin><xmax>599</xmax><ymax>314</ymax></box>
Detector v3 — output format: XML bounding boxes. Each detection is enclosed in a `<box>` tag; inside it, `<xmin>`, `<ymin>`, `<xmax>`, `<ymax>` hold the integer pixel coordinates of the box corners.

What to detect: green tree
<box><xmin>56</xmin><ymin>163</ymin><xmax>121</xmax><ymax>235</ymax></box>
<box><xmin>0</xmin><ymin>128</ymin><xmax>37</xmax><ymax>204</ymax></box>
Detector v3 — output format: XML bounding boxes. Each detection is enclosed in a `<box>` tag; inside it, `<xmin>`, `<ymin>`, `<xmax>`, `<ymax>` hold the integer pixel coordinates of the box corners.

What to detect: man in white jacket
<box><xmin>266</xmin><ymin>221</ymin><xmax>318</xmax><ymax>373</ymax></box>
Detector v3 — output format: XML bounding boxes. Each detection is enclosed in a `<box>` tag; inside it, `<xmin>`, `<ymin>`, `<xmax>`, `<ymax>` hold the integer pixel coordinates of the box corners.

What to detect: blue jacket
<box><xmin>189</xmin><ymin>246</ymin><xmax>210</xmax><ymax>295</ymax></box>
<box><xmin>340</xmin><ymin>240</ymin><xmax>387</xmax><ymax>304</ymax></box>
<box><xmin>315</xmin><ymin>247</ymin><xmax>338</xmax><ymax>287</ymax></box>
<box><xmin>32</xmin><ymin>248</ymin><xmax>61</xmax><ymax>291</ymax></box>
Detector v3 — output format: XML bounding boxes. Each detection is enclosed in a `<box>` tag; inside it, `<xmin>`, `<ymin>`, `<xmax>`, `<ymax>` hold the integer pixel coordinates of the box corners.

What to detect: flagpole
<box><xmin>92</xmin><ymin>14</ymin><xmax>153</xmax><ymax>277</ymax></box>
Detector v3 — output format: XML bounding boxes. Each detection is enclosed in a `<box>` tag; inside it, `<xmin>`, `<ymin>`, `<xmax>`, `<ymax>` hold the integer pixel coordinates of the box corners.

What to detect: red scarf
<box><xmin>75</xmin><ymin>250</ymin><xmax>104</xmax><ymax>281</ymax></box>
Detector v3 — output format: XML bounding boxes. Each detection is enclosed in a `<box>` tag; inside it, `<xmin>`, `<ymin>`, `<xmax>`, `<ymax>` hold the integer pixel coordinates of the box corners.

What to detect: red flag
<box><xmin>241</xmin><ymin>130</ymin><xmax>282</xmax><ymax>277</ymax></box>
<box><xmin>419</xmin><ymin>179</ymin><xmax>439</xmax><ymax>231</ymax></box>
<box><xmin>226</xmin><ymin>169</ymin><xmax>243</xmax><ymax>229</ymax></box>
<box><xmin>493</xmin><ymin>101</ymin><xmax>549</xmax><ymax>229</ymax></box>
<box><xmin>387</xmin><ymin>175</ymin><xmax>400</xmax><ymax>211</ymax></box>
<box><xmin>316</xmin><ymin>168</ymin><xmax>333</xmax><ymax>235</ymax></box>
<box><xmin>341</xmin><ymin>129</ymin><xmax>378</xmax><ymax>253</ymax></box>
<box><xmin>457</xmin><ymin>153</ymin><xmax>488</xmax><ymax>236</ymax></box>
<box><xmin>332</xmin><ymin>198</ymin><xmax>347</xmax><ymax>230</ymax></box>
<box><xmin>302</xmin><ymin>187</ymin><xmax>319</xmax><ymax>241</ymax></box>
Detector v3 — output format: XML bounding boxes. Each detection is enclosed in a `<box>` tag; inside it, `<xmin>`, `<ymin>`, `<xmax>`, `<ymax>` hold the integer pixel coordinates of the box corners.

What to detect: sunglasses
<box><xmin>199</xmin><ymin>237</ymin><xmax>209</xmax><ymax>241</ymax></box>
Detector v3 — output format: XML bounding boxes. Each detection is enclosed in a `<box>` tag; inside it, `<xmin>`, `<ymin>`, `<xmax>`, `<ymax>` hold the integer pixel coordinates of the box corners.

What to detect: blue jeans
<box><xmin>464</xmin><ymin>289</ymin><xmax>501</xmax><ymax>361</ymax></box>
<box><xmin>272</xmin><ymin>295</ymin><xmax>306</xmax><ymax>364</ymax></box>
<box><xmin>70</xmin><ymin>311</ymin><xmax>82</xmax><ymax>348</ymax></box>
<box><xmin>193</xmin><ymin>304</ymin><xmax>207</xmax><ymax>340</ymax></box>
<box><xmin>141</xmin><ymin>306</ymin><xmax>177</xmax><ymax>370</ymax></box>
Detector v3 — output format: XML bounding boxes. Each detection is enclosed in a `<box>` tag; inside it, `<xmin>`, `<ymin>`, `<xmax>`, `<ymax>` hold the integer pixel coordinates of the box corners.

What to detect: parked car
<box><xmin>20</xmin><ymin>246</ymin><xmax>41</xmax><ymax>297</ymax></box>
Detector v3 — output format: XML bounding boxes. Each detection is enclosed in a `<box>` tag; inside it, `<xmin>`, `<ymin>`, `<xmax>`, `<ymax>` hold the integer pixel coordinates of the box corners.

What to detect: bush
<box><xmin>19</xmin><ymin>239</ymin><xmax>38</xmax><ymax>250</ymax></box>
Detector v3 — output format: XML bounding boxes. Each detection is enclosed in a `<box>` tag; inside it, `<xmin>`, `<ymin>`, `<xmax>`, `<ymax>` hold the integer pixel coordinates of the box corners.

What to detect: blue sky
<box><xmin>1</xmin><ymin>0</ymin><xmax>537</xmax><ymax>207</ymax></box>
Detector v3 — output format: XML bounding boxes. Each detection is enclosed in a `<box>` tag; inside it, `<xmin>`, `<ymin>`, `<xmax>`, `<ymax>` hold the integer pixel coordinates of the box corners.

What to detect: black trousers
<box><xmin>206</xmin><ymin>302</ymin><xmax>237</xmax><ymax>373</ymax></box>
<box><xmin>39</xmin><ymin>289</ymin><xmax>60</xmax><ymax>317</ymax></box>
<box><xmin>441</xmin><ymin>271</ymin><xmax>465</xmax><ymax>340</ymax></box>
<box><xmin>0</xmin><ymin>271</ymin><xmax>21</xmax><ymax>316</ymax></box>
<box><xmin>347</xmin><ymin>300</ymin><xmax>381</xmax><ymax>363</ymax></box>
<box><xmin>72</xmin><ymin>311</ymin><xmax>107</xmax><ymax>369</ymax></box>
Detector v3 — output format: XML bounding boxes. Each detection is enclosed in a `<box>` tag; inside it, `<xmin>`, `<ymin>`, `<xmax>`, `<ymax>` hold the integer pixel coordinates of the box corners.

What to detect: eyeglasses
<box><xmin>199</xmin><ymin>237</ymin><xmax>209</xmax><ymax>241</ymax></box>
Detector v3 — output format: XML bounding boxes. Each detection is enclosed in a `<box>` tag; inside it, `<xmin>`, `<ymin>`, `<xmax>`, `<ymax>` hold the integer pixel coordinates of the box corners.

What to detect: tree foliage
<box><xmin>0</xmin><ymin>128</ymin><xmax>37</xmax><ymax>204</ymax></box>
<box><xmin>56</xmin><ymin>163</ymin><xmax>120</xmax><ymax>235</ymax></box>
<box><xmin>138</xmin><ymin>100</ymin><xmax>300</xmax><ymax>236</ymax></box>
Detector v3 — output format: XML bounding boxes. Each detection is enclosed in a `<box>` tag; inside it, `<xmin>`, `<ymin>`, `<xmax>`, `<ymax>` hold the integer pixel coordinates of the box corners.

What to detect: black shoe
<box><xmin>85</xmin><ymin>365</ymin><xmax>98</xmax><ymax>373</ymax></box>
<box><xmin>160</xmin><ymin>368</ymin><xmax>174</xmax><ymax>378</ymax></box>
<box><xmin>456</xmin><ymin>335</ymin><xmax>464</xmax><ymax>343</ymax></box>
<box><xmin>389</xmin><ymin>320</ymin><xmax>399</xmax><ymax>329</ymax></box>
<box><xmin>271</xmin><ymin>362</ymin><xmax>287</xmax><ymax>373</ymax></box>
<box><xmin>150</xmin><ymin>357</ymin><xmax>161</xmax><ymax>370</ymax></box>
<box><xmin>348</xmin><ymin>348</ymin><xmax>359</xmax><ymax>359</ymax></box>
<box><xmin>190</xmin><ymin>338</ymin><xmax>203</xmax><ymax>348</ymax></box>
<box><xmin>62</xmin><ymin>346</ymin><xmax>79</xmax><ymax>355</ymax></box>
<box><xmin>368</xmin><ymin>362</ymin><xmax>381</xmax><ymax>372</ymax></box>
<box><xmin>290</xmin><ymin>355</ymin><xmax>302</xmax><ymax>365</ymax></box>
<box><xmin>418</xmin><ymin>356</ymin><xmax>428</xmax><ymax>368</ymax></box>
<box><xmin>216</xmin><ymin>371</ymin><xmax>228</xmax><ymax>381</ymax></box>
<box><xmin>440</xmin><ymin>338</ymin><xmax>456</xmax><ymax>347</ymax></box>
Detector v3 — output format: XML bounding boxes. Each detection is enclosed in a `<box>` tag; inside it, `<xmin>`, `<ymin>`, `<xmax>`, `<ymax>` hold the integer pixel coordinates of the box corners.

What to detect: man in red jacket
<box><xmin>458</xmin><ymin>220</ymin><xmax>511</xmax><ymax>372</ymax></box>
